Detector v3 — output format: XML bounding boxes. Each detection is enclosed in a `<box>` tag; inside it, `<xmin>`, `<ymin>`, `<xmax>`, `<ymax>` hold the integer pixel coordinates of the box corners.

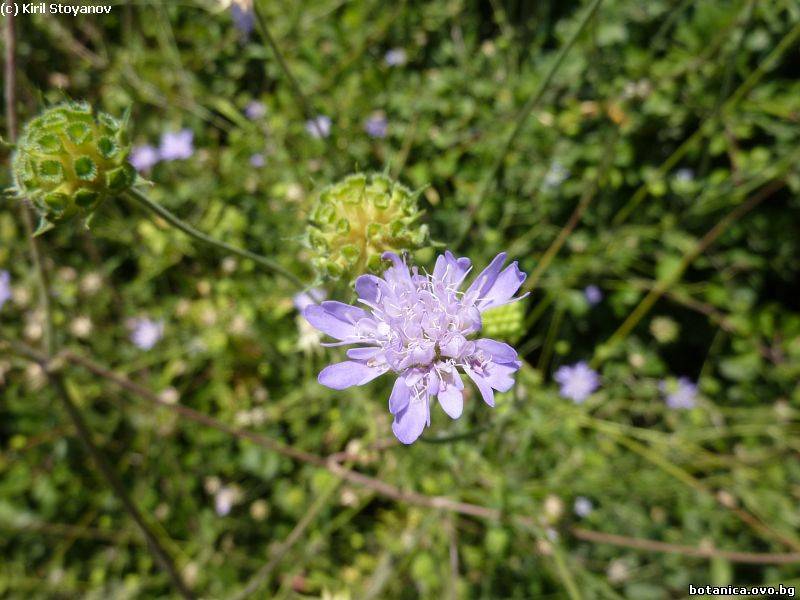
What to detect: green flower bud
<box><xmin>11</xmin><ymin>102</ymin><xmax>135</xmax><ymax>230</ymax></box>
<box><xmin>306</xmin><ymin>173</ymin><xmax>429</xmax><ymax>281</ymax></box>
<box><xmin>481</xmin><ymin>301</ymin><xmax>525</xmax><ymax>342</ymax></box>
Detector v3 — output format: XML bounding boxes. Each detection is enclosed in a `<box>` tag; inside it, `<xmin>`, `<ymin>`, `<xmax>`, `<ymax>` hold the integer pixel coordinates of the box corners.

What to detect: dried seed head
<box><xmin>306</xmin><ymin>173</ymin><xmax>429</xmax><ymax>282</ymax></box>
<box><xmin>11</xmin><ymin>102</ymin><xmax>135</xmax><ymax>230</ymax></box>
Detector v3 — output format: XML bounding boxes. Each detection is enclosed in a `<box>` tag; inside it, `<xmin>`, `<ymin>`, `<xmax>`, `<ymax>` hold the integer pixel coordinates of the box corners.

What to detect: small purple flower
<box><xmin>159</xmin><ymin>129</ymin><xmax>194</xmax><ymax>161</ymax></box>
<box><xmin>584</xmin><ymin>285</ymin><xmax>603</xmax><ymax>306</ymax></box>
<box><xmin>306</xmin><ymin>115</ymin><xmax>331</xmax><ymax>139</ymax></box>
<box><xmin>660</xmin><ymin>377</ymin><xmax>697</xmax><ymax>410</ymax></box>
<box><xmin>365</xmin><ymin>114</ymin><xmax>388</xmax><ymax>139</ymax></box>
<box><xmin>249</xmin><ymin>153</ymin><xmax>265</xmax><ymax>168</ymax></box>
<box><xmin>384</xmin><ymin>48</ymin><xmax>407</xmax><ymax>66</ymax></box>
<box><xmin>230</xmin><ymin>1</ymin><xmax>255</xmax><ymax>36</ymax></box>
<box><xmin>245</xmin><ymin>100</ymin><xmax>266</xmax><ymax>120</ymax></box>
<box><xmin>0</xmin><ymin>270</ymin><xmax>11</xmax><ymax>310</ymax></box>
<box><xmin>130</xmin><ymin>318</ymin><xmax>164</xmax><ymax>350</ymax></box>
<box><xmin>554</xmin><ymin>361</ymin><xmax>600</xmax><ymax>404</ymax></box>
<box><xmin>574</xmin><ymin>496</ymin><xmax>593</xmax><ymax>517</ymax></box>
<box><xmin>304</xmin><ymin>251</ymin><xmax>528</xmax><ymax>444</ymax></box>
<box><xmin>293</xmin><ymin>288</ymin><xmax>326</xmax><ymax>312</ymax></box>
<box><xmin>129</xmin><ymin>144</ymin><xmax>160</xmax><ymax>172</ymax></box>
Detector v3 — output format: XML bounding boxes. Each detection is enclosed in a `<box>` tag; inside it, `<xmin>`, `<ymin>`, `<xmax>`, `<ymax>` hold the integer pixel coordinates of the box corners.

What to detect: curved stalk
<box><xmin>124</xmin><ymin>188</ymin><xmax>306</xmax><ymax>290</ymax></box>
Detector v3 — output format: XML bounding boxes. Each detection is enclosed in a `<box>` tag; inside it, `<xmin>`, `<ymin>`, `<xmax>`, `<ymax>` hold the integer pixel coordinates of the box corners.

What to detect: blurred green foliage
<box><xmin>1</xmin><ymin>0</ymin><xmax>800</xmax><ymax>597</ymax></box>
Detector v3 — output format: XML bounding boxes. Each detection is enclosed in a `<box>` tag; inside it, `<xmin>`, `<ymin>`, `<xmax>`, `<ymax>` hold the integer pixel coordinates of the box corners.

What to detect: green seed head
<box><xmin>11</xmin><ymin>102</ymin><xmax>135</xmax><ymax>226</ymax></box>
<box><xmin>481</xmin><ymin>301</ymin><xmax>525</xmax><ymax>343</ymax></box>
<box><xmin>306</xmin><ymin>173</ymin><xmax>429</xmax><ymax>281</ymax></box>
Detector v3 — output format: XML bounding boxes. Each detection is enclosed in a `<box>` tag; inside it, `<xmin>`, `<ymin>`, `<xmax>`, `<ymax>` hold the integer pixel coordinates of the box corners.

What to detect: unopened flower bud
<box><xmin>306</xmin><ymin>173</ymin><xmax>428</xmax><ymax>281</ymax></box>
<box><xmin>11</xmin><ymin>102</ymin><xmax>135</xmax><ymax>231</ymax></box>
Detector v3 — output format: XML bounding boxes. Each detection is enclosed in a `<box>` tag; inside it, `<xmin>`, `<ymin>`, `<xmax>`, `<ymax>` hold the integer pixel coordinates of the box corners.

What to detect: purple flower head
<box><xmin>365</xmin><ymin>114</ymin><xmax>388</xmax><ymax>139</ymax></box>
<box><xmin>0</xmin><ymin>270</ymin><xmax>11</xmax><ymax>310</ymax></box>
<box><xmin>159</xmin><ymin>129</ymin><xmax>194</xmax><ymax>161</ymax></box>
<box><xmin>304</xmin><ymin>251</ymin><xmax>528</xmax><ymax>444</ymax></box>
<box><xmin>293</xmin><ymin>288</ymin><xmax>326</xmax><ymax>312</ymax></box>
<box><xmin>660</xmin><ymin>377</ymin><xmax>697</xmax><ymax>410</ymax></box>
<box><xmin>385</xmin><ymin>48</ymin><xmax>407</xmax><ymax>66</ymax></box>
<box><xmin>130</xmin><ymin>318</ymin><xmax>164</xmax><ymax>350</ymax></box>
<box><xmin>544</xmin><ymin>161</ymin><xmax>569</xmax><ymax>188</ymax></box>
<box><xmin>245</xmin><ymin>100</ymin><xmax>266</xmax><ymax>120</ymax></box>
<box><xmin>574</xmin><ymin>496</ymin><xmax>594</xmax><ymax>517</ymax></box>
<box><xmin>292</xmin><ymin>288</ymin><xmax>328</xmax><ymax>312</ymax></box>
<box><xmin>554</xmin><ymin>361</ymin><xmax>599</xmax><ymax>404</ymax></box>
<box><xmin>306</xmin><ymin>115</ymin><xmax>331</xmax><ymax>139</ymax></box>
<box><xmin>231</xmin><ymin>2</ymin><xmax>255</xmax><ymax>36</ymax></box>
<box><xmin>249</xmin><ymin>153</ymin><xmax>265</xmax><ymax>168</ymax></box>
<box><xmin>584</xmin><ymin>285</ymin><xmax>603</xmax><ymax>306</ymax></box>
<box><xmin>129</xmin><ymin>144</ymin><xmax>160</xmax><ymax>172</ymax></box>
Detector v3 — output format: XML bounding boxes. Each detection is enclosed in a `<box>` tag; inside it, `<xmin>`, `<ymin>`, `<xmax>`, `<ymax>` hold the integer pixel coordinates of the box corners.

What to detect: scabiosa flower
<box><xmin>129</xmin><ymin>144</ymin><xmax>159</xmax><ymax>172</ymax></box>
<box><xmin>365</xmin><ymin>113</ymin><xmax>388</xmax><ymax>138</ymax></box>
<box><xmin>130</xmin><ymin>317</ymin><xmax>164</xmax><ymax>350</ymax></box>
<box><xmin>574</xmin><ymin>496</ymin><xmax>594</xmax><ymax>517</ymax></box>
<box><xmin>584</xmin><ymin>285</ymin><xmax>603</xmax><ymax>306</ymax></box>
<box><xmin>249</xmin><ymin>153</ymin><xmax>265</xmax><ymax>168</ymax></box>
<box><xmin>543</xmin><ymin>161</ymin><xmax>569</xmax><ymax>188</ymax></box>
<box><xmin>214</xmin><ymin>485</ymin><xmax>241</xmax><ymax>516</ymax></box>
<box><xmin>230</xmin><ymin>0</ymin><xmax>255</xmax><ymax>37</ymax></box>
<box><xmin>304</xmin><ymin>251</ymin><xmax>527</xmax><ymax>444</ymax></box>
<box><xmin>384</xmin><ymin>48</ymin><xmax>407</xmax><ymax>66</ymax></box>
<box><xmin>0</xmin><ymin>271</ymin><xmax>11</xmax><ymax>310</ymax></box>
<box><xmin>554</xmin><ymin>361</ymin><xmax>599</xmax><ymax>404</ymax></box>
<box><xmin>158</xmin><ymin>129</ymin><xmax>194</xmax><ymax>161</ymax></box>
<box><xmin>660</xmin><ymin>377</ymin><xmax>698</xmax><ymax>410</ymax></box>
<box><xmin>293</xmin><ymin>288</ymin><xmax>326</xmax><ymax>312</ymax></box>
<box><xmin>306</xmin><ymin>115</ymin><xmax>332</xmax><ymax>139</ymax></box>
<box><xmin>244</xmin><ymin>100</ymin><xmax>266</xmax><ymax>120</ymax></box>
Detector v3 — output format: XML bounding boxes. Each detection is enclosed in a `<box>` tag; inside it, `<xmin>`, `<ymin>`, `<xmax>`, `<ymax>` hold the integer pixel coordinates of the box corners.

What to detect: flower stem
<box><xmin>124</xmin><ymin>187</ymin><xmax>306</xmax><ymax>289</ymax></box>
<box><xmin>49</xmin><ymin>372</ymin><xmax>195</xmax><ymax>600</ymax></box>
<box><xmin>454</xmin><ymin>0</ymin><xmax>605</xmax><ymax>249</ymax></box>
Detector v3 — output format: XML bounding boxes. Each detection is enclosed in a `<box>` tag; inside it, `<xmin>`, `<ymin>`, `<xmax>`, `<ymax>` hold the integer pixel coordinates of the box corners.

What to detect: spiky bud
<box><xmin>481</xmin><ymin>301</ymin><xmax>525</xmax><ymax>343</ymax></box>
<box><xmin>11</xmin><ymin>102</ymin><xmax>135</xmax><ymax>230</ymax></box>
<box><xmin>306</xmin><ymin>173</ymin><xmax>428</xmax><ymax>281</ymax></box>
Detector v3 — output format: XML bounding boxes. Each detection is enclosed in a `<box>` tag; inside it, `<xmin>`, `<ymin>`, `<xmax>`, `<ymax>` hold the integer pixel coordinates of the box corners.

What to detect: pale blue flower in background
<box><xmin>544</xmin><ymin>161</ymin><xmax>569</xmax><ymax>188</ymax></box>
<box><xmin>584</xmin><ymin>285</ymin><xmax>603</xmax><ymax>306</ymax></box>
<box><xmin>574</xmin><ymin>496</ymin><xmax>594</xmax><ymax>517</ymax></box>
<box><xmin>660</xmin><ymin>377</ymin><xmax>697</xmax><ymax>409</ymax></box>
<box><xmin>159</xmin><ymin>129</ymin><xmax>194</xmax><ymax>161</ymax></box>
<box><xmin>230</xmin><ymin>0</ymin><xmax>254</xmax><ymax>36</ymax></box>
<box><xmin>365</xmin><ymin>113</ymin><xmax>388</xmax><ymax>138</ymax></box>
<box><xmin>129</xmin><ymin>144</ymin><xmax>159</xmax><ymax>172</ymax></box>
<box><xmin>554</xmin><ymin>361</ymin><xmax>600</xmax><ymax>403</ymax></box>
<box><xmin>214</xmin><ymin>485</ymin><xmax>241</xmax><ymax>516</ymax></box>
<box><xmin>293</xmin><ymin>288</ymin><xmax>326</xmax><ymax>312</ymax></box>
<box><xmin>675</xmin><ymin>168</ymin><xmax>694</xmax><ymax>183</ymax></box>
<box><xmin>0</xmin><ymin>271</ymin><xmax>11</xmax><ymax>310</ymax></box>
<box><xmin>306</xmin><ymin>115</ymin><xmax>331</xmax><ymax>139</ymax></box>
<box><xmin>249</xmin><ymin>153</ymin><xmax>265</xmax><ymax>168</ymax></box>
<box><xmin>130</xmin><ymin>318</ymin><xmax>164</xmax><ymax>350</ymax></box>
<box><xmin>304</xmin><ymin>251</ymin><xmax>527</xmax><ymax>444</ymax></box>
<box><xmin>245</xmin><ymin>100</ymin><xmax>266</xmax><ymax>120</ymax></box>
<box><xmin>384</xmin><ymin>48</ymin><xmax>407</xmax><ymax>66</ymax></box>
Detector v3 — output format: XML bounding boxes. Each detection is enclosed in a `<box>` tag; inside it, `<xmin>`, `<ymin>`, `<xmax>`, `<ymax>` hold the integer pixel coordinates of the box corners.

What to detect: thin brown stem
<box><xmin>47</xmin><ymin>373</ymin><xmax>194</xmax><ymax>599</ymax></box>
<box><xmin>7</xmin><ymin>339</ymin><xmax>795</xmax><ymax>566</ymax></box>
